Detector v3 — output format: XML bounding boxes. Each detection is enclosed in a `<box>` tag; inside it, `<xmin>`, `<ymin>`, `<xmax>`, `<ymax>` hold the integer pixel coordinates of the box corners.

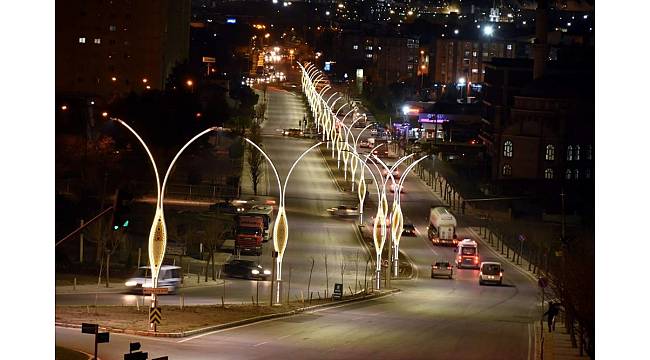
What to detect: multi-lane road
<box><xmin>56</xmin><ymin>86</ymin><xmax>539</xmax><ymax>359</ymax></box>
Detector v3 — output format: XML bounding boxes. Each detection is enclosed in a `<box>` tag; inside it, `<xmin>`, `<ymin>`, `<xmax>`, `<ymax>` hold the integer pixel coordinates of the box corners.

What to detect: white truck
<box><xmin>427</xmin><ymin>206</ymin><xmax>458</xmax><ymax>246</ymax></box>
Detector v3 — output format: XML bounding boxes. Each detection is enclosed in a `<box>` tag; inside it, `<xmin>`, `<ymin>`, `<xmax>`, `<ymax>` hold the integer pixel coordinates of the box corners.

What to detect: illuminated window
<box><xmin>545</xmin><ymin>144</ymin><xmax>555</xmax><ymax>160</ymax></box>
<box><xmin>366</xmin><ymin>53</ymin><xmax>373</xmax><ymax>58</ymax></box>
<box><xmin>78</xmin><ymin>37</ymin><xmax>86</xmax><ymax>43</ymax></box>
<box><xmin>503</xmin><ymin>140</ymin><xmax>513</xmax><ymax>158</ymax></box>
<box><xmin>575</xmin><ymin>145</ymin><xmax>580</xmax><ymax>160</ymax></box>
<box><xmin>94</xmin><ymin>38</ymin><xmax>101</xmax><ymax>44</ymax></box>
<box><xmin>502</xmin><ymin>164</ymin><xmax>512</xmax><ymax>176</ymax></box>
<box><xmin>507</xmin><ymin>44</ymin><xmax>512</xmax><ymax>50</ymax></box>
<box><xmin>471</xmin><ymin>68</ymin><xmax>478</xmax><ymax>73</ymax></box>
<box><xmin>544</xmin><ymin>168</ymin><xmax>553</xmax><ymax>179</ymax></box>
<box><xmin>574</xmin><ymin>169</ymin><xmax>579</xmax><ymax>179</ymax></box>
<box><xmin>353</xmin><ymin>45</ymin><xmax>358</xmax><ymax>50</ymax></box>
<box><xmin>585</xmin><ymin>168</ymin><xmax>591</xmax><ymax>179</ymax></box>
<box><xmin>567</xmin><ymin>145</ymin><xmax>573</xmax><ymax>161</ymax></box>
<box><xmin>109</xmin><ymin>25</ymin><xmax>116</xmax><ymax>31</ymax></box>
<box><xmin>565</xmin><ymin>169</ymin><xmax>571</xmax><ymax>180</ymax></box>
<box><xmin>472</xmin><ymin>51</ymin><xmax>478</xmax><ymax>57</ymax></box>
<box><xmin>587</xmin><ymin>145</ymin><xmax>592</xmax><ymax>160</ymax></box>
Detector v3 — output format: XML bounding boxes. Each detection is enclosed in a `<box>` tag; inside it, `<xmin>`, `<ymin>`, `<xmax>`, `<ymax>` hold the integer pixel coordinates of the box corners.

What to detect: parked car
<box><xmin>431</xmin><ymin>261</ymin><xmax>453</xmax><ymax>279</ymax></box>
<box><xmin>327</xmin><ymin>205</ymin><xmax>360</xmax><ymax>216</ymax></box>
<box><xmin>124</xmin><ymin>265</ymin><xmax>182</xmax><ymax>294</ymax></box>
<box><xmin>479</xmin><ymin>262</ymin><xmax>503</xmax><ymax>285</ymax></box>
<box><xmin>223</xmin><ymin>259</ymin><xmax>271</xmax><ymax>280</ymax></box>
<box><xmin>402</xmin><ymin>223</ymin><xmax>417</xmax><ymax>236</ymax></box>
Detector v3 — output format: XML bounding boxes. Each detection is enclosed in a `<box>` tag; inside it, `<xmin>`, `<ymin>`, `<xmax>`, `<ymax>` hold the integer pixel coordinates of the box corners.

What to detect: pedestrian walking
<box><xmin>543</xmin><ymin>302</ymin><xmax>560</xmax><ymax>332</ymax></box>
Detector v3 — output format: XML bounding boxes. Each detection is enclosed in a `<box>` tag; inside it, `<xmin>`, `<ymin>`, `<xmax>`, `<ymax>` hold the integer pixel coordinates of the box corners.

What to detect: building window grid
<box><xmin>545</xmin><ymin>144</ymin><xmax>555</xmax><ymax>161</ymax></box>
<box><xmin>544</xmin><ymin>168</ymin><xmax>553</xmax><ymax>179</ymax></box>
<box><xmin>503</xmin><ymin>140</ymin><xmax>513</xmax><ymax>158</ymax></box>
<box><xmin>502</xmin><ymin>164</ymin><xmax>512</xmax><ymax>176</ymax></box>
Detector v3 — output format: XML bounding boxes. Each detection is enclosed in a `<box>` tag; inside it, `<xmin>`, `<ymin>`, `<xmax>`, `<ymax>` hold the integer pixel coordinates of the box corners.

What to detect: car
<box><xmin>381</xmin><ymin>166</ymin><xmax>401</xmax><ymax>180</ymax></box>
<box><xmin>209</xmin><ymin>201</ymin><xmax>244</xmax><ymax>214</ymax></box>
<box><xmin>223</xmin><ymin>259</ymin><xmax>271</xmax><ymax>280</ymax></box>
<box><xmin>124</xmin><ymin>265</ymin><xmax>182</xmax><ymax>294</ymax></box>
<box><xmin>327</xmin><ymin>205</ymin><xmax>360</xmax><ymax>216</ymax></box>
<box><xmin>283</xmin><ymin>128</ymin><xmax>303</xmax><ymax>137</ymax></box>
<box><xmin>359</xmin><ymin>140</ymin><xmax>370</xmax><ymax>148</ymax></box>
<box><xmin>389</xmin><ymin>183</ymin><xmax>406</xmax><ymax>193</ymax></box>
<box><xmin>431</xmin><ymin>261</ymin><xmax>453</xmax><ymax>279</ymax></box>
<box><xmin>402</xmin><ymin>223</ymin><xmax>417</xmax><ymax>236</ymax></box>
<box><xmin>479</xmin><ymin>262</ymin><xmax>503</xmax><ymax>285</ymax></box>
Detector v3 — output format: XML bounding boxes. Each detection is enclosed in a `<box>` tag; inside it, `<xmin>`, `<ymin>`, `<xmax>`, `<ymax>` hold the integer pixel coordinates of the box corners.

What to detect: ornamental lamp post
<box><xmin>113</xmin><ymin>118</ymin><xmax>216</xmax><ymax>330</ymax></box>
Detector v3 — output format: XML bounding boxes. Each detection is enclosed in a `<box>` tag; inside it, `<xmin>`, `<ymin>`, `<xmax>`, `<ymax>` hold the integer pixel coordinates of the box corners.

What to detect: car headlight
<box><xmin>125</xmin><ymin>281</ymin><xmax>137</xmax><ymax>287</ymax></box>
<box><xmin>263</xmin><ymin>270</ymin><xmax>271</xmax><ymax>275</ymax></box>
<box><xmin>251</xmin><ymin>269</ymin><xmax>260</xmax><ymax>275</ymax></box>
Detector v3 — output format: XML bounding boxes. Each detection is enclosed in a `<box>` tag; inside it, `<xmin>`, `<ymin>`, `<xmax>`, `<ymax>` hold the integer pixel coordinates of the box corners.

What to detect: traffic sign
<box><xmin>129</xmin><ymin>342</ymin><xmax>141</xmax><ymax>353</ymax></box>
<box><xmin>124</xmin><ymin>352</ymin><xmax>148</xmax><ymax>360</ymax></box>
<box><xmin>149</xmin><ymin>307</ymin><xmax>162</xmax><ymax>325</ymax></box>
<box><xmin>81</xmin><ymin>323</ymin><xmax>98</xmax><ymax>334</ymax></box>
<box><xmin>333</xmin><ymin>283</ymin><xmax>343</xmax><ymax>300</ymax></box>
<box><xmin>538</xmin><ymin>277</ymin><xmax>548</xmax><ymax>289</ymax></box>
<box><xmin>97</xmin><ymin>332</ymin><xmax>110</xmax><ymax>343</ymax></box>
<box><xmin>143</xmin><ymin>287</ymin><xmax>169</xmax><ymax>295</ymax></box>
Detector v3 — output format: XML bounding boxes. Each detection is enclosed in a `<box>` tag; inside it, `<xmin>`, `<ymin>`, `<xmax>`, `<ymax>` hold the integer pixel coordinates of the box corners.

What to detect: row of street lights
<box><xmin>298</xmin><ymin>61</ymin><xmax>428</xmax><ymax>289</ymax></box>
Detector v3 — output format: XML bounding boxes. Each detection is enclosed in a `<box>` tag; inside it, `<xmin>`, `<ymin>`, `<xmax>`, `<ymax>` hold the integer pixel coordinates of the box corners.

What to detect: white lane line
<box><xmin>178</xmin><ymin>292</ymin><xmax>398</xmax><ymax>343</ymax></box>
<box><xmin>526</xmin><ymin>323</ymin><xmax>531</xmax><ymax>360</ymax></box>
<box><xmin>253</xmin><ymin>341</ymin><xmax>269</xmax><ymax>347</ymax></box>
<box><xmin>277</xmin><ymin>334</ymin><xmax>291</xmax><ymax>340</ymax></box>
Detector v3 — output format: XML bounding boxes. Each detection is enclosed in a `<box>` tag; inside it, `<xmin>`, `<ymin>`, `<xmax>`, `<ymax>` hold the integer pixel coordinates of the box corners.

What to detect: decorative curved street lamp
<box><xmin>113</xmin><ymin>118</ymin><xmax>217</xmax><ymax>329</ymax></box>
<box><xmin>245</xmin><ymin>139</ymin><xmax>324</xmax><ymax>304</ymax></box>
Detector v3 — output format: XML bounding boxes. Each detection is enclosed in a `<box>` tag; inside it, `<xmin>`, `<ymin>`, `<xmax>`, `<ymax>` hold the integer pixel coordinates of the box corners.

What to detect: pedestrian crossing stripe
<box><xmin>149</xmin><ymin>307</ymin><xmax>162</xmax><ymax>325</ymax></box>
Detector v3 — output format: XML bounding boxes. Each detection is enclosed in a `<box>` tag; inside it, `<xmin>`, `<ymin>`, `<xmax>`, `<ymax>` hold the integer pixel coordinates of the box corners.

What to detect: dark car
<box><xmin>209</xmin><ymin>201</ymin><xmax>243</xmax><ymax>214</ymax></box>
<box><xmin>431</xmin><ymin>261</ymin><xmax>453</xmax><ymax>279</ymax></box>
<box><xmin>223</xmin><ymin>259</ymin><xmax>271</xmax><ymax>280</ymax></box>
<box><xmin>402</xmin><ymin>223</ymin><xmax>417</xmax><ymax>236</ymax></box>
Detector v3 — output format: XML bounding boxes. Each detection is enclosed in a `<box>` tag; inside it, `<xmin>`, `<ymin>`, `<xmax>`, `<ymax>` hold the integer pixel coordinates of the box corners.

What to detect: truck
<box><xmin>246</xmin><ymin>205</ymin><xmax>274</xmax><ymax>242</ymax></box>
<box><xmin>427</xmin><ymin>206</ymin><xmax>458</xmax><ymax>246</ymax></box>
<box><xmin>235</xmin><ymin>215</ymin><xmax>264</xmax><ymax>256</ymax></box>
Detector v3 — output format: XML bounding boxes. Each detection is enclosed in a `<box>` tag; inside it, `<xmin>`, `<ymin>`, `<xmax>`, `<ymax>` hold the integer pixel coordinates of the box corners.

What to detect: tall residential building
<box><xmin>56</xmin><ymin>0</ymin><xmax>191</xmax><ymax>101</ymax></box>
<box><xmin>433</xmin><ymin>37</ymin><xmax>517</xmax><ymax>84</ymax></box>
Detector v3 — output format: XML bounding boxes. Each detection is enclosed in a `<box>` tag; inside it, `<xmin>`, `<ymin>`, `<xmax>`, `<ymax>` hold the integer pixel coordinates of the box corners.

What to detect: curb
<box><xmin>55</xmin><ymin>289</ymin><xmax>400</xmax><ymax>338</ymax></box>
<box><xmin>55</xmin><ymin>279</ymin><xmax>227</xmax><ymax>295</ymax></box>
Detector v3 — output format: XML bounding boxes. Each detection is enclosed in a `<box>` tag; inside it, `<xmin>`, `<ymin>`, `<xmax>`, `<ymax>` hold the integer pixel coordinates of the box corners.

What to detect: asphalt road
<box><xmin>56</xmin><ymin>86</ymin><xmax>539</xmax><ymax>359</ymax></box>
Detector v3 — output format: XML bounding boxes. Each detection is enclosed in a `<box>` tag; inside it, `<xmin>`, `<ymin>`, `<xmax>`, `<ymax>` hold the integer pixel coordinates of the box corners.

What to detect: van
<box><xmin>479</xmin><ymin>262</ymin><xmax>503</xmax><ymax>286</ymax></box>
<box><xmin>124</xmin><ymin>265</ymin><xmax>182</xmax><ymax>294</ymax></box>
<box><xmin>454</xmin><ymin>239</ymin><xmax>479</xmax><ymax>269</ymax></box>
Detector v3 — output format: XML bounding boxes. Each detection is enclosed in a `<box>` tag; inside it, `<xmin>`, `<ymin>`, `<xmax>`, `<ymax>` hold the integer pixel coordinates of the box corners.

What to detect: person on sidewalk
<box><xmin>543</xmin><ymin>302</ymin><xmax>560</xmax><ymax>332</ymax></box>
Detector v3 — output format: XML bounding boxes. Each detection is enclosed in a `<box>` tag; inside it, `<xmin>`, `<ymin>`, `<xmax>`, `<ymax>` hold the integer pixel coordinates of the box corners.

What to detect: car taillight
<box><xmin>500</xmin><ymin>272</ymin><xmax>503</xmax><ymax>277</ymax></box>
<box><xmin>447</xmin><ymin>266</ymin><xmax>452</xmax><ymax>270</ymax></box>
<box><xmin>433</xmin><ymin>266</ymin><xmax>438</xmax><ymax>269</ymax></box>
<box><xmin>474</xmin><ymin>257</ymin><xmax>479</xmax><ymax>263</ymax></box>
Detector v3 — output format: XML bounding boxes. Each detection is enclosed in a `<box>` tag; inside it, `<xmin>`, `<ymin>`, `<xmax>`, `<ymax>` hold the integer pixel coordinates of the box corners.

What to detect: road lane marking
<box><xmin>528</xmin><ymin>322</ymin><xmax>532</xmax><ymax>360</ymax></box>
<box><xmin>253</xmin><ymin>341</ymin><xmax>269</xmax><ymax>347</ymax></box>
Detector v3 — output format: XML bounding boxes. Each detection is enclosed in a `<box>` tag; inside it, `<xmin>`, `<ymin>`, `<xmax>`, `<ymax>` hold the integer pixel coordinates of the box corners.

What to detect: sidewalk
<box><xmin>469</xmin><ymin>226</ymin><xmax>586</xmax><ymax>359</ymax></box>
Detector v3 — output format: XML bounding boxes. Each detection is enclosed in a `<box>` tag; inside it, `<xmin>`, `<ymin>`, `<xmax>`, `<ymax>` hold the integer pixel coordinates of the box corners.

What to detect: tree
<box><xmin>247</xmin><ymin>122</ymin><xmax>264</xmax><ymax>195</ymax></box>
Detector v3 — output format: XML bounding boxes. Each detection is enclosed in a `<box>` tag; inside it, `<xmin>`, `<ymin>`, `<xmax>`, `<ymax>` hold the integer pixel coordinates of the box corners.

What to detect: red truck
<box><xmin>235</xmin><ymin>215</ymin><xmax>265</xmax><ymax>256</ymax></box>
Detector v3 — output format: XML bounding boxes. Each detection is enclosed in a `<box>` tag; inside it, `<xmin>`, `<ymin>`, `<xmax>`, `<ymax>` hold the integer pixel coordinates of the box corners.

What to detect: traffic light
<box><xmin>112</xmin><ymin>188</ymin><xmax>133</xmax><ymax>231</ymax></box>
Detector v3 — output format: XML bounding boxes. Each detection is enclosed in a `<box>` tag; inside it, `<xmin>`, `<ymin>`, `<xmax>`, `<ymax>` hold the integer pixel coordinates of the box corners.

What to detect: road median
<box><xmin>55</xmin><ymin>289</ymin><xmax>400</xmax><ymax>338</ymax></box>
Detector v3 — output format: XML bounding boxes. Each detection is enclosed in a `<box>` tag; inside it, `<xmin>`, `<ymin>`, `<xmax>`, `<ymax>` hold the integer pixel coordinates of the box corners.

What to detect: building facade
<box><xmin>433</xmin><ymin>38</ymin><xmax>517</xmax><ymax>85</ymax></box>
<box><xmin>56</xmin><ymin>0</ymin><xmax>191</xmax><ymax>101</ymax></box>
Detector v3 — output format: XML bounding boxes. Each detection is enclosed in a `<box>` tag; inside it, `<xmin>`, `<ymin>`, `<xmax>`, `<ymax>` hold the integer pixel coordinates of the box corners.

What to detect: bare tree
<box><xmin>247</xmin><ymin>122</ymin><xmax>264</xmax><ymax>195</ymax></box>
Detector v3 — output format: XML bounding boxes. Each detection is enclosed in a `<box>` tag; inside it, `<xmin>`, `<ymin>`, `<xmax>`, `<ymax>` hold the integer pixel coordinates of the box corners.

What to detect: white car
<box><xmin>479</xmin><ymin>262</ymin><xmax>503</xmax><ymax>286</ymax></box>
<box><xmin>389</xmin><ymin>183</ymin><xmax>406</xmax><ymax>193</ymax></box>
<box><xmin>327</xmin><ymin>205</ymin><xmax>360</xmax><ymax>216</ymax></box>
<box><xmin>125</xmin><ymin>265</ymin><xmax>181</xmax><ymax>294</ymax></box>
